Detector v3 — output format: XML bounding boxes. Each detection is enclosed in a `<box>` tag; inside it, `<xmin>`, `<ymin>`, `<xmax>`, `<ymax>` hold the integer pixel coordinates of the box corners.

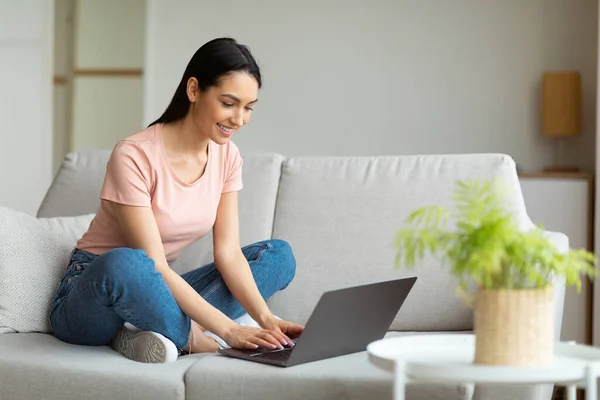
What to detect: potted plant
<box><xmin>394</xmin><ymin>179</ymin><xmax>596</xmax><ymax>366</ymax></box>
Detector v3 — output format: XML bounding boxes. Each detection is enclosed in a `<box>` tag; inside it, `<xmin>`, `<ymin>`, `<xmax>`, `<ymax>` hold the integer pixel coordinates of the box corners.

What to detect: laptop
<box><xmin>218</xmin><ymin>276</ymin><xmax>417</xmax><ymax>367</ymax></box>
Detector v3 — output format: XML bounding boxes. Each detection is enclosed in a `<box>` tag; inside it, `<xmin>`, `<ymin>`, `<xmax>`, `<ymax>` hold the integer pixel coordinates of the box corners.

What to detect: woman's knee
<box><xmin>91</xmin><ymin>247</ymin><xmax>156</xmax><ymax>282</ymax></box>
<box><xmin>268</xmin><ymin>239</ymin><xmax>296</xmax><ymax>289</ymax></box>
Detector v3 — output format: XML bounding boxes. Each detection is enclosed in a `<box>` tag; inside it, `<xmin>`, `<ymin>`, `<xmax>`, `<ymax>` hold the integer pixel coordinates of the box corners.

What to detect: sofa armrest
<box><xmin>540</xmin><ymin>230</ymin><xmax>569</xmax><ymax>341</ymax></box>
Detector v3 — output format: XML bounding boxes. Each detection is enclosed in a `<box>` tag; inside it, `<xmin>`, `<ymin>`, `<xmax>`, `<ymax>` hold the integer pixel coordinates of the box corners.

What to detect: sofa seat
<box><xmin>1</xmin><ymin>331</ymin><xmax>465</xmax><ymax>400</ymax></box>
<box><xmin>0</xmin><ymin>330</ymin><xmax>546</xmax><ymax>400</ymax></box>
<box><xmin>182</xmin><ymin>331</ymin><xmax>472</xmax><ymax>400</ymax></box>
<box><xmin>181</xmin><ymin>331</ymin><xmax>542</xmax><ymax>400</ymax></box>
<box><xmin>183</xmin><ymin>347</ymin><xmax>397</xmax><ymax>400</ymax></box>
<box><xmin>0</xmin><ymin>333</ymin><xmax>203</xmax><ymax>400</ymax></box>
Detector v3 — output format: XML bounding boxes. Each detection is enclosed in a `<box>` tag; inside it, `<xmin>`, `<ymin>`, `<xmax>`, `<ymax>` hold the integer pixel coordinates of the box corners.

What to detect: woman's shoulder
<box><xmin>210</xmin><ymin>140</ymin><xmax>243</xmax><ymax>189</ymax></box>
<box><xmin>211</xmin><ymin>139</ymin><xmax>242</xmax><ymax>164</ymax></box>
<box><xmin>120</xmin><ymin>125</ymin><xmax>160</xmax><ymax>148</ymax></box>
<box><xmin>110</xmin><ymin>125</ymin><xmax>162</xmax><ymax>166</ymax></box>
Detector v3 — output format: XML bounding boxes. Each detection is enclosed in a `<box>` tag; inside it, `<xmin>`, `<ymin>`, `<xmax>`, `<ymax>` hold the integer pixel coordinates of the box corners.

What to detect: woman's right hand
<box><xmin>222</xmin><ymin>324</ymin><xmax>290</xmax><ymax>350</ymax></box>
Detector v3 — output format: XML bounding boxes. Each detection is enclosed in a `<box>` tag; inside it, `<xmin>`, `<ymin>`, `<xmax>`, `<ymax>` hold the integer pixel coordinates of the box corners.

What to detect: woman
<box><xmin>49</xmin><ymin>37</ymin><xmax>303</xmax><ymax>363</ymax></box>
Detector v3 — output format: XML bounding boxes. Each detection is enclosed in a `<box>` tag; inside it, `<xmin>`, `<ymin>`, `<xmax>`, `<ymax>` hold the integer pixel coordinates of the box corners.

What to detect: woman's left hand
<box><xmin>260</xmin><ymin>317</ymin><xmax>304</xmax><ymax>347</ymax></box>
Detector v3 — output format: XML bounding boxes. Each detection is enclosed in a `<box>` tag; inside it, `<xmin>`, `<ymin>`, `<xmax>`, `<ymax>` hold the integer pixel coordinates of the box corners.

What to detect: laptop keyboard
<box><xmin>238</xmin><ymin>338</ymin><xmax>299</xmax><ymax>361</ymax></box>
<box><xmin>249</xmin><ymin>347</ymin><xmax>293</xmax><ymax>361</ymax></box>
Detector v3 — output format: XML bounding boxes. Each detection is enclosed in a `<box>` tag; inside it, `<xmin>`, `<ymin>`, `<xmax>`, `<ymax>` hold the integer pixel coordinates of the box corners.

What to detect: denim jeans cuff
<box><xmin>176</xmin><ymin>317</ymin><xmax>192</xmax><ymax>352</ymax></box>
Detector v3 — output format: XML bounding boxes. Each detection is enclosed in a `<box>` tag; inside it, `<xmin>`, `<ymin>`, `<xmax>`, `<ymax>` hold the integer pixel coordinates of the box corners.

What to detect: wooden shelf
<box><xmin>518</xmin><ymin>171</ymin><xmax>594</xmax><ymax>180</ymax></box>
<box><xmin>74</xmin><ymin>68</ymin><xmax>143</xmax><ymax>77</ymax></box>
<box><xmin>53</xmin><ymin>75</ymin><xmax>68</xmax><ymax>85</ymax></box>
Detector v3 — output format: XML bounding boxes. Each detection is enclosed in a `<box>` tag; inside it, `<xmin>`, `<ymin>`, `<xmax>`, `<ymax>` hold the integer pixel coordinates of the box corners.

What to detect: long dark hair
<box><xmin>149</xmin><ymin>37</ymin><xmax>262</xmax><ymax>126</ymax></box>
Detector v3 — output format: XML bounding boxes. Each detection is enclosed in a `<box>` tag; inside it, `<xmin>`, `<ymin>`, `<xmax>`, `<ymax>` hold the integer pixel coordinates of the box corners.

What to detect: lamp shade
<box><xmin>541</xmin><ymin>71</ymin><xmax>581</xmax><ymax>138</ymax></box>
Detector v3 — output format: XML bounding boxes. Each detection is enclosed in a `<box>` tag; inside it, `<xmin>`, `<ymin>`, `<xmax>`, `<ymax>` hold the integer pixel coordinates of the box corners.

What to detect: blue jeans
<box><xmin>49</xmin><ymin>239</ymin><xmax>296</xmax><ymax>350</ymax></box>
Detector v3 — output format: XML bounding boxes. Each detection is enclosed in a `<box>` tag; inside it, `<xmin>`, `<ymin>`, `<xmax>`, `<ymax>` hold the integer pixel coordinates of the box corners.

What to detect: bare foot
<box><xmin>184</xmin><ymin>321</ymin><xmax>219</xmax><ymax>354</ymax></box>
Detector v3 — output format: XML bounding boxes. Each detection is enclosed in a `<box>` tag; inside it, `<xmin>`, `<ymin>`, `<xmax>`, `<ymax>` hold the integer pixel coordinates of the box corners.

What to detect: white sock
<box><xmin>123</xmin><ymin>322</ymin><xmax>141</xmax><ymax>332</ymax></box>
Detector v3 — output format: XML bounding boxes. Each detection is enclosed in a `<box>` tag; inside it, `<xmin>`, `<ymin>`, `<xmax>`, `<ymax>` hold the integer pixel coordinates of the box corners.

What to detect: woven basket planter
<box><xmin>474</xmin><ymin>287</ymin><xmax>554</xmax><ymax>366</ymax></box>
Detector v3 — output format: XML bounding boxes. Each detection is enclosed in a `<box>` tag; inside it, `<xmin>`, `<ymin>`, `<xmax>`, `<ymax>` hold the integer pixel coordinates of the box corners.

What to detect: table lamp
<box><xmin>541</xmin><ymin>71</ymin><xmax>581</xmax><ymax>172</ymax></box>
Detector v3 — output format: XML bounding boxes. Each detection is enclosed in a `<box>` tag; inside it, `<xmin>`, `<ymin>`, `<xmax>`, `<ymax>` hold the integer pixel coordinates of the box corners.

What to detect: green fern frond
<box><xmin>393</xmin><ymin>178</ymin><xmax>597</xmax><ymax>303</ymax></box>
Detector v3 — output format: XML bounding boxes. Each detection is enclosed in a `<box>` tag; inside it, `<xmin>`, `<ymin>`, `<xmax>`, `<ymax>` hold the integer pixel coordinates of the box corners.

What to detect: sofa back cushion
<box><xmin>268</xmin><ymin>154</ymin><xmax>531</xmax><ymax>331</ymax></box>
<box><xmin>38</xmin><ymin>150</ymin><xmax>111</xmax><ymax>218</ymax></box>
<box><xmin>37</xmin><ymin>151</ymin><xmax>286</xmax><ymax>274</ymax></box>
<box><xmin>0</xmin><ymin>207</ymin><xmax>94</xmax><ymax>333</ymax></box>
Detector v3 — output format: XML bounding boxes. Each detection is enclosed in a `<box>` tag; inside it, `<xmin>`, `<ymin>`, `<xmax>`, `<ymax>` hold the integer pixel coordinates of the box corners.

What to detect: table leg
<box><xmin>394</xmin><ymin>361</ymin><xmax>406</xmax><ymax>400</ymax></box>
<box><xmin>586</xmin><ymin>365</ymin><xmax>597</xmax><ymax>400</ymax></box>
<box><xmin>457</xmin><ymin>383</ymin><xmax>474</xmax><ymax>400</ymax></box>
<box><xmin>566</xmin><ymin>385</ymin><xmax>577</xmax><ymax>400</ymax></box>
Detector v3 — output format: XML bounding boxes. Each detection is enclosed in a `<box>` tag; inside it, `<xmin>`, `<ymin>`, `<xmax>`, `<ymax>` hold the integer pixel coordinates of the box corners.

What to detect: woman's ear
<box><xmin>186</xmin><ymin>77</ymin><xmax>199</xmax><ymax>102</ymax></box>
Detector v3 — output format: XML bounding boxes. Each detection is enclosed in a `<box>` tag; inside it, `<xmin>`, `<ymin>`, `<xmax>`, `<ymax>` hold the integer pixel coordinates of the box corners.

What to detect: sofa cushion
<box><xmin>37</xmin><ymin>150</ymin><xmax>286</xmax><ymax>275</ymax></box>
<box><xmin>0</xmin><ymin>333</ymin><xmax>547</xmax><ymax>400</ymax></box>
<box><xmin>0</xmin><ymin>206</ymin><xmax>94</xmax><ymax>333</ymax></box>
<box><xmin>269</xmin><ymin>154</ymin><xmax>531</xmax><ymax>331</ymax></box>
<box><xmin>37</xmin><ymin>150</ymin><xmax>111</xmax><ymax>218</ymax></box>
<box><xmin>0</xmin><ymin>332</ymin><xmax>547</xmax><ymax>400</ymax></box>
<box><xmin>0</xmin><ymin>333</ymin><xmax>201</xmax><ymax>400</ymax></box>
<box><xmin>183</xmin><ymin>331</ymin><xmax>542</xmax><ymax>400</ymax></box>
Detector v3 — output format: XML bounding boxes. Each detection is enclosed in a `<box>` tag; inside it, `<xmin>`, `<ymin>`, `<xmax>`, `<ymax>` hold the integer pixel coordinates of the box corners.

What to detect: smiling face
<box><xmin>186</xmin><ymin>71</ymin><xmax>259</xmax><ymax>145</ymax></box>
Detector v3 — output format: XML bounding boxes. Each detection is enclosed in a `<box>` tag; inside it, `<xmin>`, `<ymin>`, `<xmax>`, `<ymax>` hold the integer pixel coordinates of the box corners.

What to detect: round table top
<box><xmin>367</xmin><ymin>334</ymin><xmax>600</xmax><ymax>384</ymax></box>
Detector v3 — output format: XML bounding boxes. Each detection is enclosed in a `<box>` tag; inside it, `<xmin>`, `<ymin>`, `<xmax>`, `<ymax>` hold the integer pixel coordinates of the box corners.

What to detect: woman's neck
<box><xmin>163</xmin><ymin>115</ymin><xmax>209</xmax><ymax>157</ymax></box>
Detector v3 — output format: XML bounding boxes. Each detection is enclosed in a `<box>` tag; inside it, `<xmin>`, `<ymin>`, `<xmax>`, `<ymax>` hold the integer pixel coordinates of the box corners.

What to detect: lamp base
<box><xmin>543</xmin><ymin>165</ymin><xmax>580</xmax><ymax>173</ymax></box>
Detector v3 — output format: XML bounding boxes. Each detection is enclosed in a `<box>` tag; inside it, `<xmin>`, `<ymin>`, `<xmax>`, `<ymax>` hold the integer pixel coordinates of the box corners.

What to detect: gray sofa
<box><xmin>0</xmin><ymin>150</ymin><xmax>566</xmax><ymax>400</ymax></box>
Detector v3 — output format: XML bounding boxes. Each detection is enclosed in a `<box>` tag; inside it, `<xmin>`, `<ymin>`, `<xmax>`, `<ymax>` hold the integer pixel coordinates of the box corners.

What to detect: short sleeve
<box><xmin>222</xmin><ymin>142</ymin><xmax>243</xmax><ymax>193</ymax></box>
<box><xmin>100</xmin><ymin>141</ymin><xmax>153</xmax><ymax>207</ymax></box>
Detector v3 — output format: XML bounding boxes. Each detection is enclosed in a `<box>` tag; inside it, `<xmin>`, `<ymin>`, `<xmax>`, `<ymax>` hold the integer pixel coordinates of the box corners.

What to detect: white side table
<box><xmin>367</xmin><ymin>334</ymin><xmax>600</xmax><ymax>400</ymax></box>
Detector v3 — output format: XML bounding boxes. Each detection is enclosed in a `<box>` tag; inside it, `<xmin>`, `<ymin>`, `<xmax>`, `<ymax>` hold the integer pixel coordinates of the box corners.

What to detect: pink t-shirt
<box><xmin>76</xmin><ymin>123</ymin><xmax>243</xmax><ymax>262</ymax></box>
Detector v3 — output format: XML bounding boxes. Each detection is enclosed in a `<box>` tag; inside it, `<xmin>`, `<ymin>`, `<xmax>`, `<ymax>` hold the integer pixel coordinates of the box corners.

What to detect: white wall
<box><xmin>144</xmin><ymin>0</ymin><xmax>597</xmax><ymax>172</ymax></box>
<box><xmin>0</xmin><ymin>0</ymin><xmax>54</xmax><ymax>215</ymax></box>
